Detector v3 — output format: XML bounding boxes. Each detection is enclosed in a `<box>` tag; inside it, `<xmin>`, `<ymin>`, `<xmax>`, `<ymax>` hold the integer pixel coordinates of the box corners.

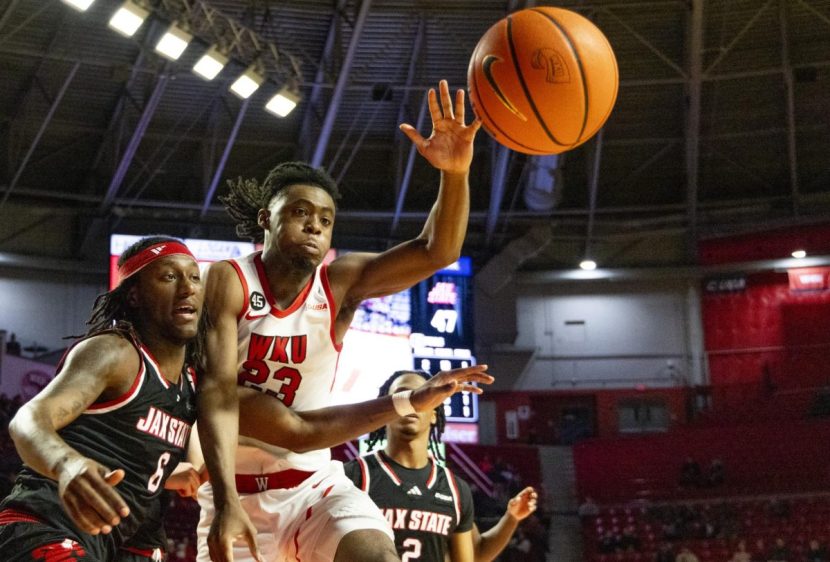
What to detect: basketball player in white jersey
<box><xmin>197</xmin><ymin>79</ymin><xmax>482</xmax><ymax>562</ymax></box>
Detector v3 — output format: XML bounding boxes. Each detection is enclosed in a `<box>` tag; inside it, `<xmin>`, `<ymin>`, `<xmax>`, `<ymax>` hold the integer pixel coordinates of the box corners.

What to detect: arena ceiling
<box><xmin>1</xmin><ymin>0</ymin><xmax>830</xmax><ymax>275</ymax></box>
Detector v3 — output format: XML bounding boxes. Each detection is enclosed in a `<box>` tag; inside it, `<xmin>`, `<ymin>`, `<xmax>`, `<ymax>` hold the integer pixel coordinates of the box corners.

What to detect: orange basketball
<box><xmin>468</xmin><ymin>7</ymin><xmax>618</xmax><ymax>155</ymax></box>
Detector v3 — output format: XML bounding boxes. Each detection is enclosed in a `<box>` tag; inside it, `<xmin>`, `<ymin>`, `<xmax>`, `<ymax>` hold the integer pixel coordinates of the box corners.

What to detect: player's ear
<box><xmin>126</xmin><ymin>284</ymin><xmax>140</xmax><ymax>307</ymax></box>
<box><xmin>257</xmin><ymin>209</ymin><xmax>270</xmax><ymax>230</ymax></box>
<box><xmin>430</xmin><ymin>409</ymin><xmax>437</xmax><ymax>425</ymax></box>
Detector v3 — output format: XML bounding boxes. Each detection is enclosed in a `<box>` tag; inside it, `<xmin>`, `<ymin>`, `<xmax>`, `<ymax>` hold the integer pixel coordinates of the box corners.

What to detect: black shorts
<box><xmin>0</xmin><ymin>515</ymin><xmax>107</xmax><ymax>561</ymax></box>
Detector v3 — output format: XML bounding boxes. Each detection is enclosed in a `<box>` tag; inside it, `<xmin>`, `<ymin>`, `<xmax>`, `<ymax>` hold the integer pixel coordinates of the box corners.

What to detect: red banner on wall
<box><xmin>788</xmin><ymin>267</ymin><xmax>830</xmax><ymax>291</ymax></box>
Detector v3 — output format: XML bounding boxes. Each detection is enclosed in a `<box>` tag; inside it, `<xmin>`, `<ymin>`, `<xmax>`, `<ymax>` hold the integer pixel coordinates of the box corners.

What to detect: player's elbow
<box><xmin>8</xmin><ymin>406</ymin><xmax>32</xmax><ymax>447</ymax></box>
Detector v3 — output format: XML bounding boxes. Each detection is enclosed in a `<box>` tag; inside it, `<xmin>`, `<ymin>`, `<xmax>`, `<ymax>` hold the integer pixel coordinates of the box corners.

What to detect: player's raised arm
<box><xmin>327</xmin><ymin>80</ymin><xmax>481</xmax><ymax>312</ymax></box>
<box><xmin>9</xmin><ymin>335</ymin><xmax>134</xmax><ymax>535</ymax></box>
<box><xmin>238</xmin><ymin>365</ymin><xmax>493</xmax><ymax>452</ymax></box>
<box><xmin>197</xmin><ymin>261</ymin><xmax>262</xmax><ymax>562</ymax></box>
<box><xmin>473</xmin><ymin>487</ymin><xmax>538</xmax><ymax>561</ymax></box>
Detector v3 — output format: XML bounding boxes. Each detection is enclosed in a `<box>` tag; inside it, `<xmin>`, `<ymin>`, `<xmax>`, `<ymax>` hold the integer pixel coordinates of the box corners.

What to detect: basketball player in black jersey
<box><xmin>344</xmin><ymin>370</ymin><xmax>538</xmax><ymax>562</ymax></box>
<box><xmin>0</xmin><ymin>236</ymin><xmax>203</xmax><ymax>561</ymax></box>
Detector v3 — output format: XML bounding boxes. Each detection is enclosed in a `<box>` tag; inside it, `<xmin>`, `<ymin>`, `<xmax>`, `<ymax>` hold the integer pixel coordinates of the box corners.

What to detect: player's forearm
<box><xmin>239</xmin><ymin>395</ymin><xmax>401</xmax><ymax>453</ymax></box>
<box><xmin>420</xmin><ymin>170</ymin><xmax>470</xmax><ymax>266</ymax></box>
<box><xmin>197</xmin><ymin>381</ymin><xmax>241</xmax><ymax>506</ymax></box>
<box><xmin>9</xmin><ymin>406</ymin><xmax>85</xmax><ymax>481</ymax></box>
<box><xmin>476</xmin><ymin>513</ymin><xmax>520</xmax><ymax>562</ymax></box>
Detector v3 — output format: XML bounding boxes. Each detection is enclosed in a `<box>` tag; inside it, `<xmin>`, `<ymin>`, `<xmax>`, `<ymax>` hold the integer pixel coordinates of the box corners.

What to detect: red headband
<box><xmin>117</xmin><ymin>241</ymin><xmax>196</xmax><ymax>285</ymax></box>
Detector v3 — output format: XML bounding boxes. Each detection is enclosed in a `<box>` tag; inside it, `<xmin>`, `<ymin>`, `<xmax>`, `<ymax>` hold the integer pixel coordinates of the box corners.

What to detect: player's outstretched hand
<box><xmin>410</xmin><ymin>364</ymin><xmax>493</xmax><ymax>413</ymax></box>
<box><xmin>399</xmin><ymin>79</ymin><xmax>482</xmax><ymax>175</ymax></box>
<box><xmin>507</xmin><ymin>486</ymin><xmax>538</xmax><ymax>521</ymax></box>
<box><xmin>57</xmin><ymin>456</ymin><xmax>130</xmax><ymax>536</ymax></box>
<box><xmin>208</xmin><ymin>501</ymin><xmax>264</xmax><ymax>562</ymax></box>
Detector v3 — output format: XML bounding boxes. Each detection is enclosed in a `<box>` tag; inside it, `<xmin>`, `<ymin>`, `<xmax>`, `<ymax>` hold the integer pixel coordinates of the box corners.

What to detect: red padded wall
<box><xmin>700</xmin><ymin>224</ymin><xmax>830</xmax><ymax>389</ymax></box>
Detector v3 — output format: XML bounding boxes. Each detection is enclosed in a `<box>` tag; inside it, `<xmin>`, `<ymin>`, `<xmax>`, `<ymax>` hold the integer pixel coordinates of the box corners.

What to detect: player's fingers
<box><xmin>103</xmin><ymin>468</ymin><xmax>125</xmax><ymax>486</ymax></box>
<box><xmin>245</xmin><ymin>528</ymin><xmax>264</xmax><ymax>562</ymax></box>
<box><xmin>439</xmin><ymin>80</ymin><xmax>453</xmax><ymax>120</ymax></box>
<box><xmin>93</xmin><ymin>472</ymin><xmax>130</xmax><ymax>520</ymax></box>
<box><xmin>427</xmin><ymin>87</ymin><xmax>442</xmax><ymax>121</ymax></box>
<box><xmin>63</xmin><ymin>493</ymin><xmax>107</xmax><ymax>535</ymax></box>
<box><xmin>455</xmin><ymin>89</ymin><xmax>465</xmax><ymax>123</ymax></box>
<box><xmin>81</xmin><ymin>481</ymin><xmax>123</xmax><ymax>528</ymax></box>
<box><xmin>458</xmin><ymin>383</ymin><xmax>484</xmax><ymax>394</ymax></box>
<box><xmin>399</xmin><ymin>123</ymin><xmax>427</xmax><ymax>149</ymax></box>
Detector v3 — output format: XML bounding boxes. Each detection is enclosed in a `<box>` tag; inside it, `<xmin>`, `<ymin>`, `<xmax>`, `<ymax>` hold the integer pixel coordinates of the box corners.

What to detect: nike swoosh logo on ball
<box><xmin>482</xmin><ymin>54</ymin><xmax>527</xmax><ymax>121</ymax></box>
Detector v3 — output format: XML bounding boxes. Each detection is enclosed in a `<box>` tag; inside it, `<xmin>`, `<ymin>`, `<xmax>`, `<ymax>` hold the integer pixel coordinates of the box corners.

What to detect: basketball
<box><xmin>467</xmin><ymin>7</ymin><xmax>619</xmax><ymax>155</ymax></box>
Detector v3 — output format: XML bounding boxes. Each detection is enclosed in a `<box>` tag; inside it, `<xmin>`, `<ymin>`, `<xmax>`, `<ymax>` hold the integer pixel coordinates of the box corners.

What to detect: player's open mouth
<box><xmin>173</xmin><ymin>305</ymin><xmax>197</xmax><ymax>320</ymax></box>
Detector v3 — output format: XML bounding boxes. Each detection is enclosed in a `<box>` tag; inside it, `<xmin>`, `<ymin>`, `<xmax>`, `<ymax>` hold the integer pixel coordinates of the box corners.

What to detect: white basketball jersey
<box><xmin>228</xmin><ymin>252</ymin><xmax>342</xmax><ymax>473</ymax></box>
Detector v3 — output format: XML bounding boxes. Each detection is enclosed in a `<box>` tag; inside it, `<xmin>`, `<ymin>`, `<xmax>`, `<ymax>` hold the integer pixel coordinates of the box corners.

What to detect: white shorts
<box><xmin>196</xmin><ymin>461</ymin><xmax>393</xmax><ymax>562</ymax></box>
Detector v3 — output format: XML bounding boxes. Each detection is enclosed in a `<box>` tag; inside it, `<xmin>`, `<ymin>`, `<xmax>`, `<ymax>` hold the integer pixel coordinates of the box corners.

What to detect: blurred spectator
<box><xmin>598</xmin><ymin>530</ymin><xmax>620</xmax><ymax>554</ymax></box>
<box><xmin>730</xmin><ymin>539</ymin><xmax>751</xmax><ymax>562</ymax></box>
<box><xmin>752</xmin><ymin>539</ymin><xmax>767</xmax><ymax>562</ymax></box>
<box><xmin>767</xmin><ymin>537</ymin><xmax>790</xmax><ymax>562</ymax></box>
<box><xmin>676</xmin><ymin>546</ymin><xmax>700</xmax><ymax>562</ymax></box>
<box><xmin>806</xmin><ymin>539</ymin><xmax>828</xmax><ymax>562</ymax></box>
<box><xmin>620</xmin><ymin>525</ymin><xmax>641</xmax><ymax>552</ymax></box>
<box><xmin>578</xmin><ymin>496</ymin><xmax>600</xmax><ymax>519</ymax></box>
<box><xmin>679</xmin><ymin>457</ymin><xmax>702</xmax><ymax>487</ymax></box>
<box><xmin>6</xmin><ymin>333</ymin><xmax>21</xmax><ymax>356</ymax></box>
<box><xmin>655</xmin><ymin>542</ymin><xmax>675</xmax><ymax>562</ymax></box>
<box><xmin>705</xmin><ymin>458</ymin><xmax>724</xmax><ymax>487</ymax></box>
<box><xmin>505</xmin><ymin>527</ymin><xmax>532</xmax><ymax>561</ymax></box>
<box><xmin>478</xmin><ymin>453</ymin><xmax>493</xmax><ymax>475</ymax></box>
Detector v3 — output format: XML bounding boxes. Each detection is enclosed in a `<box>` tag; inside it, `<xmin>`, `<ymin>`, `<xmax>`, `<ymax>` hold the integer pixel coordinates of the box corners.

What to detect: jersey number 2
<box><xmin>239</xmin><ymin>363</ymin><xmax>302</xmax><ymax>406</ymax></box>
<box><xmin>402</xmin><ymin>538</ymin><xmax>422</xmax><ymax>561</ymax></box>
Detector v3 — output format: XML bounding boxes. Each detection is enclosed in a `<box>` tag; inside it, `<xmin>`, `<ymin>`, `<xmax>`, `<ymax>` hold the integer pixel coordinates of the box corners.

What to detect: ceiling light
<box><xmin>193</xmin><ymin>47</ymin><xmax>228</xmax><ymax>80</ymax></box>
<box><xmin>230</xmin><ymin>66</ymin><xmax>264</xmax><ymax>99</ymax></box>
<box><xmin>579</xmin><ymin>259</ymin><xmax>597</xmax><ymax>271</ymax></box>
<box><xmin>61</xmin><ymin>0</ymin><xmax>95</xmax><ymax>11</ymax></box>
<box><xmin>791</xmin><ymin>250</ymin><xmax>807</xmax><ymax>259</ymax></box>
<box><xmin>154</xmin><ymin>24</ymin><xmax>192</xmax><ymax>61</ymax></box>
<box><xmin>108</xmin><ymin>1</ymin><xmax>148</xmax><ymax>37</ymax></box>
<box><xmin>265</xmin><ymin>86</ymin><xmax>301</xmax><ymax>117</ymax></box>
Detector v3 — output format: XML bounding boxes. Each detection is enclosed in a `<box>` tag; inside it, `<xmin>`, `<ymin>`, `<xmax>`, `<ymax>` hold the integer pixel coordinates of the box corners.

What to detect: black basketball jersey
<box><xmin>2</xmin><ymin>337</ymin><xmax>197</xmax><ymax>548</ymax></box>
<box><xmin>344</xmin><ymin>450</ymin><xmax>474</xmax><ymax>561</ymax></box>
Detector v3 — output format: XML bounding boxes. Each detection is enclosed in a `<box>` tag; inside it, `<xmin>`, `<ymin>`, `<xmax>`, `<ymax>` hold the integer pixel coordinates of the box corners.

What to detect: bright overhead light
<box><xmin>61</xmin><ymin>0</ymin><xmax>95</xmax><ymax>11</ymax></box>
<box><xmin>265</xmin><ymin>86</ymin><xmax>301</xmax><ymax>117</ymax></box>
<box><xmin>108</xmin><ymin>1</ymin><xmax>148</xmax><ymax>37</ymax></box>
<box><xmin>579</xmin><ymin>259</ymin><xmax>597</xmax><ymax>271</ymax></box>
<box><xmin>155</xmin><ymin>24</ymin><xmax>192</xmax><ymax>61</ymax></box>
<box><xmin>791</xmin><ymin>249</ymin><xmax>807</xmax><ymax>259</ymax></box>
<box><xmin>230</xmin><ymin>66</ymin><xmax>264</xmax><ymax>99</ymax></box>
<box><xmin>193</xmin><ymin>47</ymin><xmax>228</xmax><ymax>81</ymax></box>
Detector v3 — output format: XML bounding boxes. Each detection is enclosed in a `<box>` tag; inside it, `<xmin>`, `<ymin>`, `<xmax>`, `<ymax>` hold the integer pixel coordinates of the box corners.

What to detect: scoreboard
<box><xmin>409</xmin><ymin>257</ymin><xmax>478</xmax><ymax>426</ymax></box>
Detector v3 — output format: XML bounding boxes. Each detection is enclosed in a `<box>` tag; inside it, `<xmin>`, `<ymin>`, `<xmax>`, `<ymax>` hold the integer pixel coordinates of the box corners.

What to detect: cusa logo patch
<box><xmin>250</xmin><ymin>291</ymin><xmax>266</xmax><ymax>311</ymax></box>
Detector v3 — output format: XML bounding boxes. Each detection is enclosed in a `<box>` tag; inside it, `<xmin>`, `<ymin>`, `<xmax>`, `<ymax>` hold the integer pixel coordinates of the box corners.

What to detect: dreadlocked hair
<box><xmin>84</xmin><ymin>235</ymin><xmax>207</xmax><ymax>372</ymax></box>
<box><xmin>365</xmin><ymin>370</ymin><xmax>447</xmax><ymax>462</ymax></box>
<box><xmin>220</xmin><ymin>161</ymin><xmax>341</xmax><ymax>243</ymax></box>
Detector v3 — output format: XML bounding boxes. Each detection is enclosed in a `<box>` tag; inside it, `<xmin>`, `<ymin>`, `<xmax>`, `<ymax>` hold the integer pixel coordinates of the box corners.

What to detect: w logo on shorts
<box><xmin>31</xmin><ymin>539</ymin><xmax>87</xmax><ymax>561</ymax></box>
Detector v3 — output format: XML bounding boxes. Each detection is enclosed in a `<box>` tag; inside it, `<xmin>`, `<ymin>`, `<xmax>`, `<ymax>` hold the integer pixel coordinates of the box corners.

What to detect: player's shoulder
<box><xmin>62</xmin><ymin>332</ymin><xmax>141</xmax><ymax>381</ymax></box>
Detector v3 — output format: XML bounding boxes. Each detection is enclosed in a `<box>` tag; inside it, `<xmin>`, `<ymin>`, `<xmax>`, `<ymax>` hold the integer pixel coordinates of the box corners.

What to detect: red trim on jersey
<box><xmin>117</xmin><ymin>241</ymin><xmax>195</xmax><ymax>285</ymax></box>
<box><xmin>357</xmin><ymin>456</ymin><xmax>370</xmax><ymax>492</ymax></box>
<box><xmin>120</xmin><ymin>546</ymin><xmax>165</xmax><ymax>557</ymax></box>
<box><xmin>375</xmin><ymin>451</ymin><xmax>403</xmax><ymax>486</ymax></box>
<box><xmin>319</xmin><ymin>264</ymin><xmax>343</xmax><ymax>352</ymax></box>
<box><xmin>186</xmin><ymin>366</ymin><xmax>198</xmax><ymax>389</ymax></box>
<box><xmin>140</xmin><ymin>346</ymin><xmax>169</xmax><ymax>389</ymax></box>
<box><xmin>322</xmin><ymin>484</ymin><xmax>334</xmax><ymax>498</ymax></box>
<box><xmin>253</xmin><ymin>253</ymin><xmax>315</xmax><ymax>318</ymax></box>
<box><xmin>0</xmin><ymin>508</ymin><xmax>44</xmax><ymax>525</ymax></box>
<box><xmin>228</xmin><ymin>258</ymin><xmax>250</xmax><ymax>321</ymax></box>
<box><xmin>86</xmin><ymin>357</ymin><xmax>146</xmax><ymax>412</ymax></box>
<box><xmin>445</xmin><ymin>467</ymin><xmax>462</xmax><ymax>525</ymax></box>
<box><xmin>426</xmin><ymin>460</ymin><xmax>438</xmax><ymax>489</ymax></box>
